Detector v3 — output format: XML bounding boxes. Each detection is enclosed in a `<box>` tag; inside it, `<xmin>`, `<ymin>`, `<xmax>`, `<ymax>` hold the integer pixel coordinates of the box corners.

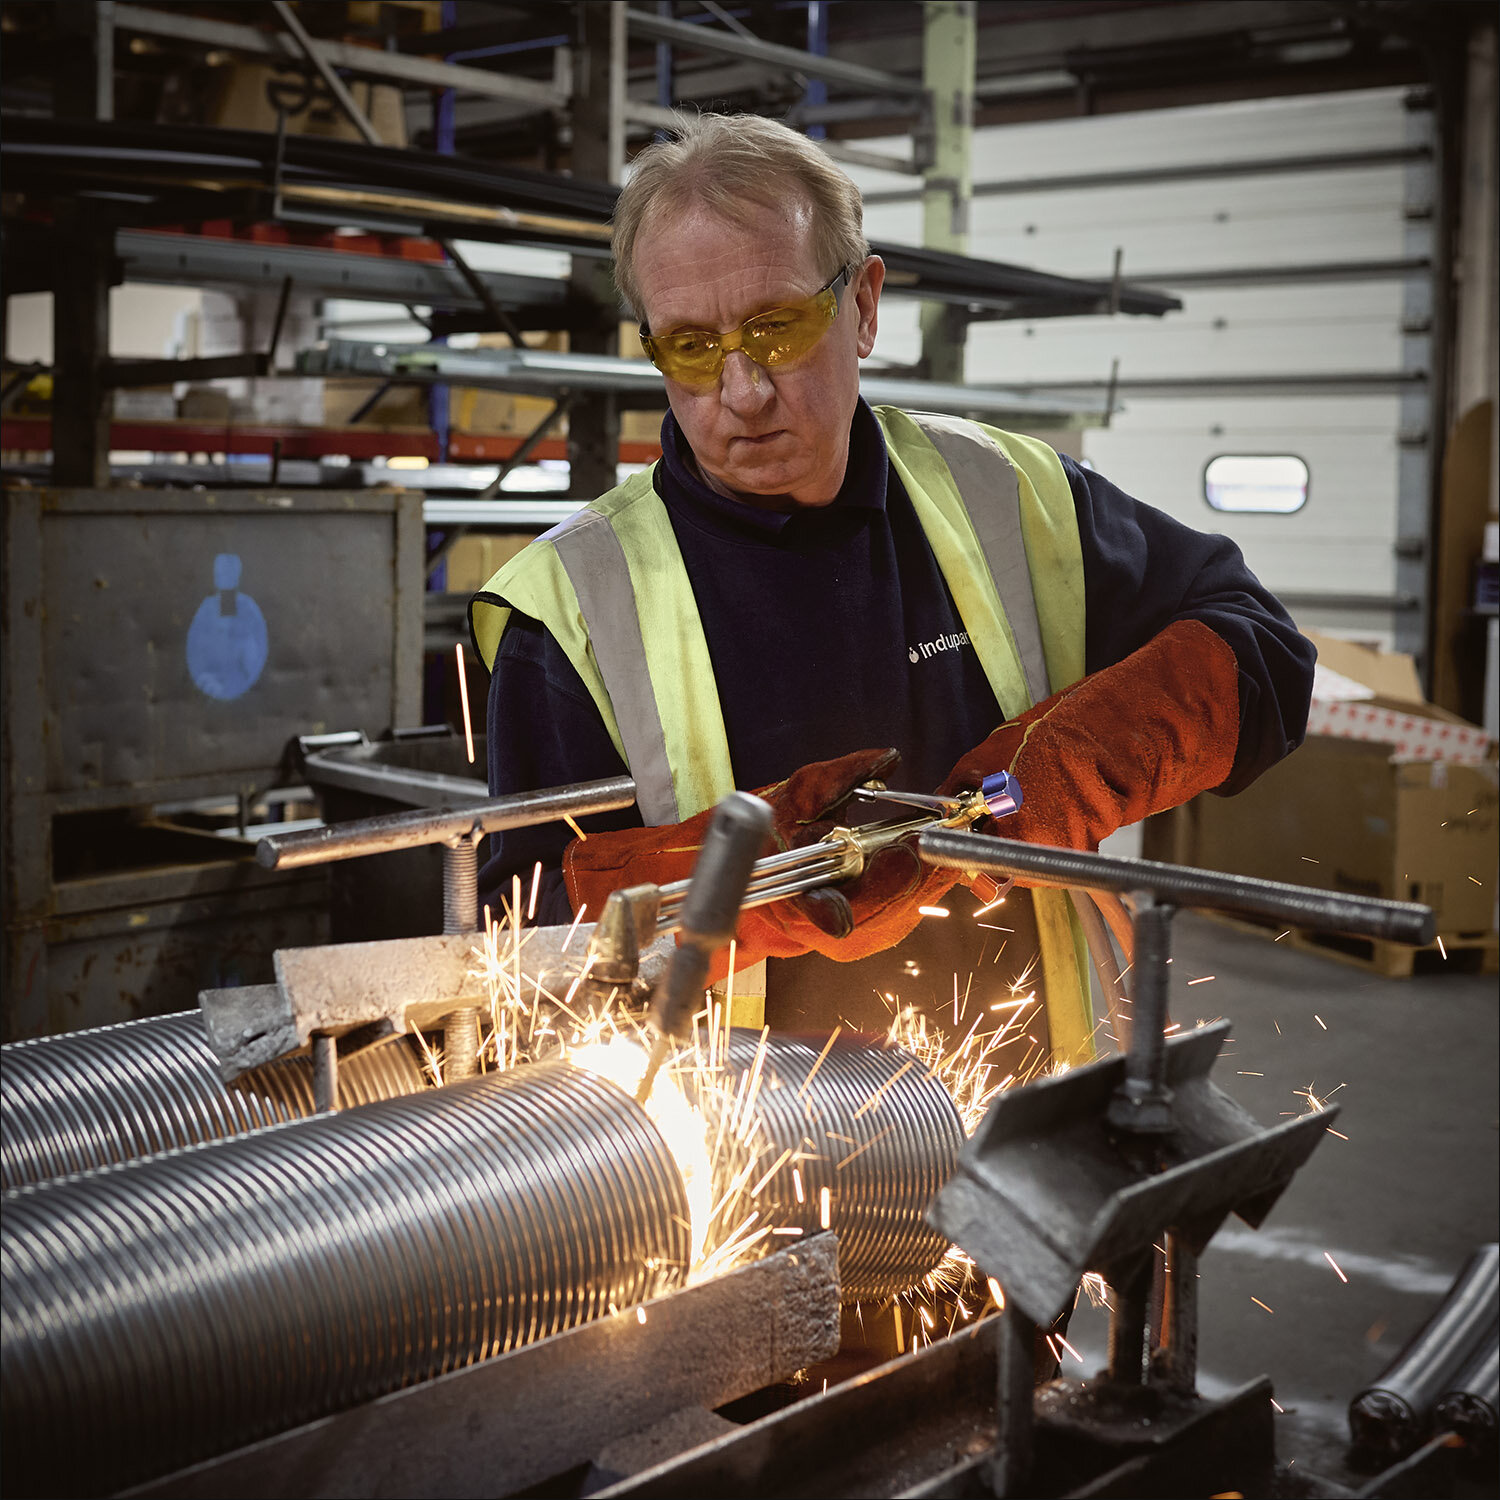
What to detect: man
<box><xmin>470</xmin><ymin>114</ymin><xmax>1314</xmax><ymax>1062</ymax></box>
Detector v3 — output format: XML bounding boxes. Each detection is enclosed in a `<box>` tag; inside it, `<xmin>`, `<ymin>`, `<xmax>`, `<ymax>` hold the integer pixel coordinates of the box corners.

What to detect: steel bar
<box><xmin>1107</xmin><ymin>895</ymin><xmax>1174</xmax><ymax>1135</ymax></box>
<box><xmin>598</xmin><ymin>1311</ymin><xmax>1001</xmax><ymax>1500</ymax></box>
<box><xmin>918</xmin><ymin>831</ymin><xmax>1436</xmax><ymax>945</ymax></box>
<box><xmin>270</xmin><ymin>0</ymin><xmax>380</xmax><ymax>147</ymax></box>
<box><xmin>993</xmin><ymin>1308</ymin><xmax>1038</xmax><ymax>1499</ymax></box>
<box><xmin>1</xmin><ymin>1064</ymin><xmax>690</xmax><ymax>1497</ymax></box>
<box><xmin>130</xmin><ymin>1235</ymin><xmax>840</xmax><ymax>1500</ymax></box>
<box><xmin>301</xmin><ymin>339</ymin><xmax>1114</xmax><ymax>422</ymax></box>
<box><xmin>0</xmin><ymin>1010</ymin><xmax>423</xmax><ymax>1191</ymax></box>
<box><xmin>115</xmin><ymin>229</ymin><xmax>571</xmax><ymax>315</ymax></box>
<box><xmin>112</xmin><ymin>3</ymin><xmax>566</xmax><ymax>108</ymax></box>
<box><xmin>1350</xmin><ymin>1243</ymin><xmax>1500</xmax><ymax>1460</ymax></box>
<box><xmin>723</xmin><ymin>1030</ymin><xmax>965</xmax><ymax>1302</ymax></box>
<box><xmin>861</xmin><ymin>145</ymin><xmax>1429</xmax><ymax>205</ymax></box>
<box><xmin>625</xmin><ymin>7</ymin><xmax>926</xmax><ymax>96</ymax></box>
<box><xmin>257</xmin><ymin>775</ymin><xmax>636</xmax><ymax>869</ymax></box>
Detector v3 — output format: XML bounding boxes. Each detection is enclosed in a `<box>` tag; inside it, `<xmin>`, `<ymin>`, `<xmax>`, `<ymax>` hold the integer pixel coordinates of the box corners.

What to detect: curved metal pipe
<box><xmin>1434</xmin><ymin>1325</ymin><xmax>1498</xmax><ymax>1459</ymax></box>
<box><xmin>1</xmin><ymin>1011</ymin><xmax>425</xmax><ymax>1191</ymax></box>
<box><xmin>722</xmin><ymin>1031</ymin><xmax>965</xmax><ymax>1302</ymax></box>
<box><xmin>1</xmin><ymin>1063</ymin><xmax>690</xmax><ymax>1498</ymax></box>
<box><xmin>1350</xmin><ymin>1243</ymin><xmax>1500</xmax><ymax>1459</ymax></box>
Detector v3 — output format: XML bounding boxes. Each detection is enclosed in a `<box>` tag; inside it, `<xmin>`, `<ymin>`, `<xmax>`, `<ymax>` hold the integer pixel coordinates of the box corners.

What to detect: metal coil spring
<box><xmin>1</xmin><ymin>1010</ymin><xmax>426</xmax><ymax>1191</ymax></box>
<box><xmin>723</xmin><ymin>1030</ymin><xmax>964</xmax><ymax>1302</ymax></box>
<box><xmin>2</xmin><ymin>1062</ymin><xmax>690</xmax><ymax>1498</ymax></box>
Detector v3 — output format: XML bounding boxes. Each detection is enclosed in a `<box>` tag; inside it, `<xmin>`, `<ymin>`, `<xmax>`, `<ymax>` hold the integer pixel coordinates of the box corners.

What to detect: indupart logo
<box><xmin>908</xmin><ymin>630</ymin><xmax>970</xmax><ymax>664</ymax></box>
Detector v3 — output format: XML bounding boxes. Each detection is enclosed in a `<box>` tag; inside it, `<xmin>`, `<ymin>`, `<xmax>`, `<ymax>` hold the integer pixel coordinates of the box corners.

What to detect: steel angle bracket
<box><xmin>927</xmin><ymin>1021</ymin><xmax>1339</xmax><ymax>1328</ymax></box>
<box><xmin>199</xmin><ymin>927</ymin><xmax>675</xmax><ymax>1081</ymax></box>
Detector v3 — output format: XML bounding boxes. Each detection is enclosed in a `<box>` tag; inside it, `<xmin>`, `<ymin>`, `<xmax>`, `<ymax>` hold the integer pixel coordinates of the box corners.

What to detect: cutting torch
<box><xmin>630</xmin><ymin>772</ymin><xmax>1023</xmax><ymax>1101</ymax></box>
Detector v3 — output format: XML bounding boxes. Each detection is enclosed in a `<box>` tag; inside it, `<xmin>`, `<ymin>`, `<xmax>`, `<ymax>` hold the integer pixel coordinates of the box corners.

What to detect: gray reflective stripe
<box><xmin>906</xmin><ymin>411</ymin><xmax>1051</xmax><ymax>705</ymax></box>
<box><xmin>551</xmin><ymin>511</ymin><xmax>681</xmax><ymax>823</ymax></box>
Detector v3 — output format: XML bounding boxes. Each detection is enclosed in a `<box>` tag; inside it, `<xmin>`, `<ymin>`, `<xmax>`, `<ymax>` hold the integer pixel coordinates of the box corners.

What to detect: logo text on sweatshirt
<box><xmin>908</xmin><ymin>630</ymin><xmax>970</xmax><ymax>664</ymax></box>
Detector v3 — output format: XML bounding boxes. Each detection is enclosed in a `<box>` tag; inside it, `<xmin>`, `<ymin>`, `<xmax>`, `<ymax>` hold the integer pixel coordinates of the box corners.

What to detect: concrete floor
<box><xmin>1063</xmin><ymin>911</ymin><xmax>1499</xmax><ymax>1491</ymax></box>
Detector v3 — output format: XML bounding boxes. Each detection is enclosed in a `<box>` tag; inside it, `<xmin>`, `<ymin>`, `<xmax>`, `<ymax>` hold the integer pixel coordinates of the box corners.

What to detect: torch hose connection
<box><xmin>1</xmin><ymin>1064</ymin><xmax>692</xmax><ymax>1498</ymax></box>
<box><xmin>0</xmin><ymin>1010</ymin><xmax>425</xmax><ymax>1191</ymax></box>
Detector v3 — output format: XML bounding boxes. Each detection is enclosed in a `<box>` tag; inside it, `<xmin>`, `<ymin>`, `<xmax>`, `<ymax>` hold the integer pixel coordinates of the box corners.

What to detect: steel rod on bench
<box><xmin>918</xmin><ymin>832</ymin><xmax>1436</xmax><ymax>945</ymax></box>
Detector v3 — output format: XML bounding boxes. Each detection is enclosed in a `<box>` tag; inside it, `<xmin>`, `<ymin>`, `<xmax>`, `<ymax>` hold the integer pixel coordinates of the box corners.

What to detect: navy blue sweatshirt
<box><xmin>478</xmin><ymin>399</ymin><xmax>1314</xmax><ymax>928</ymax></box>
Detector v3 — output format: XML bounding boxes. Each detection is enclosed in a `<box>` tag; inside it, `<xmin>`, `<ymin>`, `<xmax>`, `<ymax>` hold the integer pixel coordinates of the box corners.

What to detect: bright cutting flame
<box><xmin>567</xmin><ymin>1036</ymin><xmax>715</xmax><ymax>1267</ymax></box>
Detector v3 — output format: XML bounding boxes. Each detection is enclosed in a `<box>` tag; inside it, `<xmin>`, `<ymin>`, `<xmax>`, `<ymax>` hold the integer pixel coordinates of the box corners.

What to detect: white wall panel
<box><xmin>853</xmin><ymin>87</ymin><xmax>1414</xmax><ymax>621</ymax></box>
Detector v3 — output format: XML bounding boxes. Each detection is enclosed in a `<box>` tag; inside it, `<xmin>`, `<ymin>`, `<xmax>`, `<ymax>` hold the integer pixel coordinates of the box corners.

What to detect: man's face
<box><xmin>632</xmin><ymin>198</ymin><xmax>883</xmax><ymax>508</ymax></box>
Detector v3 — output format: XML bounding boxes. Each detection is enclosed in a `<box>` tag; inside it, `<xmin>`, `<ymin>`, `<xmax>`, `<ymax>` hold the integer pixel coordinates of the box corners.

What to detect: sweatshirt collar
<box><xmin>656</xmin><ymin>398</ymin><xmax>889</xmax><ymax>539</ymax></box>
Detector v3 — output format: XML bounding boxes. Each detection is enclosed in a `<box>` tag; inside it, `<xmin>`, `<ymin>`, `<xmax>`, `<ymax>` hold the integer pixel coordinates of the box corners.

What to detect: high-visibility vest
<box><xmin>470</xmin><ymin>406</ymin><xmax>1096</xmax><ymax>1062</ymax></box>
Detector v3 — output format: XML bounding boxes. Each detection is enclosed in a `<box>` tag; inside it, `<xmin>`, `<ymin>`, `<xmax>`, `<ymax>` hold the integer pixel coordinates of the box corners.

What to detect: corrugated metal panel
<box><xmin>849</xmin><ymin>86</ymin><xmax>1418</xmax><ymax>644</ymax></box>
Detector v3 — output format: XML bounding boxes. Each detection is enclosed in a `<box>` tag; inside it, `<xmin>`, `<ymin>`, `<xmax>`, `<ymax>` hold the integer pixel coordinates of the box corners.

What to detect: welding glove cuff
<box><xmin>936</xmin><ymin>618</ymin><xmax>1242</xmax><ymax>857</ymax></box>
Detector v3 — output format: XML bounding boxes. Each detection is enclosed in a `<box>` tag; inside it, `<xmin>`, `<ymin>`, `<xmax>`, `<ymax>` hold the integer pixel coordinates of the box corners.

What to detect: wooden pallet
<box><xmin>1203</xmin><ymin>911</ymin><xmax>1499</xmax><ymax>979</ymax></box>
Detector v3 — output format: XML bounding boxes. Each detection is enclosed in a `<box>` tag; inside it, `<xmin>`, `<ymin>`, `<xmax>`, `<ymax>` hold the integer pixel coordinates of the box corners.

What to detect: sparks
<box><xmin>1055</xmin><ymin>1332</ymin><xmax>1084</xmax><ymax>1365</ymax></box>
<box><xmin>918</xmin><ymin>905</ymin><xmax>950</xmax><ymax>918</ymax></box>
<box><xmin>987</xmin><ymin>1277</ymin><xmax>1005</xmax><ymax>1310</ymax></box>
<box><xmin>1187</xmin><ymin>975</ymin><xmax>1215</xmax><ymax>986</ymax></box>
<box><xmin>454</xmin><ymin>641</ymin><xmax>475</xmax><ymax>764</ymax></box>
<box><xmin>1251</xmin><ymin>1297</ymin><xmax>1274</xmax><ymax>1314</ymax></box>
<box><xmin>636</xmin><ymin>1306</ymin><xmax>647</xmax><ymax>1324</ymax></box>
<box><xmin>1271</xmin><ymin>1398</ymin><xmax>1285</xmax><ymax>1414</ymax></box>
<box><xmin>819</xmin><ymin>1186</ymin><xmax>832</xmax><ymax>1230</ymax></box>
<box><xmin>1274</xmin><ymin>930</ymin><xmax>1290</xmax><ymax>942</ymax></box>
<box><xmin>526</xmin><ymin>861</ymin><xmax>542</xmax><ymax>922</ymax></box>
<box><xmin>1314</xmin><ymin>1014</ymin><xmax>1327</xmax><ymax>1030</ymax></box>
<box><xmin>1467</xmin><ymin>876</ymin><xmax>1484</xmax><ymax>886</ymax></box>
<box><xmin>563</xmin><ymin>812</ymin><xmax>586</xmax><ymax>841</ymax></box>
<box><xmin>1237</xmin><ymin>1071</ymin><xmax>1265</xmax><ymax>1077</ymax></box>
<box><xmin>1437</xmin><ymin>935</ymin><xmax>1447</xmax><ymax>960</ymax></box>
<box><xmin>1324</xmin><ymin>1252</ymin><xmax>1348</xmax><ymax>1283</ymax></box>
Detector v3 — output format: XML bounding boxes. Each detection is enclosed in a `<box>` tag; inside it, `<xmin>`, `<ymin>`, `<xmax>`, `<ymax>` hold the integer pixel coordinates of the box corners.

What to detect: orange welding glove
<box><xmin>936</xmin><ymin>618</ymin><xmax>1241</xmax><ymax>856</ymax></box>
<box><xmin>563</xmin><ymin>747</ymin><xmax>958</xmax><ymax>980</ymax></box>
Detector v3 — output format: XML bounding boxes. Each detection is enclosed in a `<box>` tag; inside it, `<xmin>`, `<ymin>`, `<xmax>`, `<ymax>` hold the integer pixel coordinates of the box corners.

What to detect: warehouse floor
<box><xmin>1062</xmin><ymin>911</ymin><xmax>1500</xmax><ymax>1493</ymax></box>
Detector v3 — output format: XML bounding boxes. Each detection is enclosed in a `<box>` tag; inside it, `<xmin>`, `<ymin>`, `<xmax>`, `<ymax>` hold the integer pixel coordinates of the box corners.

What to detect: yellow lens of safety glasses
<box><xmin>640</xmin><ymin>265</ymin><xmax>853</xmax><ymax>387</ymax></box>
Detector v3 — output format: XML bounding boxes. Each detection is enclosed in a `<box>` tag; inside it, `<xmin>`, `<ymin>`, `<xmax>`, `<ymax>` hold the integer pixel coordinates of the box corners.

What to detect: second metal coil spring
<box><xmin>1</xmin><ymin>1063</ymin><xmax>690</xmax><ymax>1498</ymax></box>
<box><xmin>723</xmin><ymin>1031</ymin><xmax>965</xmax><ymax>1301</ymax></box>
<box><xmin>1</xmin><ymin>1010</ymin><xmax>426</xmax><ymax>1190</ymax></box>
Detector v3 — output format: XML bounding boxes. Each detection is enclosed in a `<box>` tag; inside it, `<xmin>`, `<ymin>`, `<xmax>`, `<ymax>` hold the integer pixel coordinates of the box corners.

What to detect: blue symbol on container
<box><xmin>186</xmin><ymin>554</ymin><xmax>267</xmax><ymax>701</ymax></box>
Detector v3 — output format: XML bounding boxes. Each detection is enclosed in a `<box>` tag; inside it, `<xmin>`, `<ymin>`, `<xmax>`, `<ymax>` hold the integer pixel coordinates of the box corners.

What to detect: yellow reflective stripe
<box><xmin>876</xmin><ymin>407</ymin><xmax>1035</xmax><ymax>722</ymax></box>
<box><xmin>471</xmin><ymin>533</ymin><xmax>629</xmax><ymax>764</ymax></box>
<box><xmin>974</xmin><ymin>423</ymin><xmax>1088</xmax><ymax>692</ymax></box>
<box><xmin>471</xmin><ymin>467</ymin><xmax>734</xmax><ymax>824</ymax></box>
<box><xmin>591</xmin><ymin>476</ymin><xmax>734</xmax><ymax>821</ymax></box>
<box><xmin>1034</xmin><ymin>890</ymin><xmax>1097</xmax><ymax>1065</ymax></box>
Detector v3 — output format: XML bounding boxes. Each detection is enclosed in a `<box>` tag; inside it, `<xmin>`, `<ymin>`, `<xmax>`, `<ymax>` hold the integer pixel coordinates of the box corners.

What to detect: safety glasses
<box><xmin>639</xmin><ymin>264</ymin><xmax>854</xmax><ymax>387</ymax></box>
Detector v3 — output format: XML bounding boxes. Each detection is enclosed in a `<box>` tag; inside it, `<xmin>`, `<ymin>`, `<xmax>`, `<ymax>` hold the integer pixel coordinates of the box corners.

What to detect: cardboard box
<box><xmin>442</xmin><ymin>533</ymin><xmax>543</xmax><ymax>595</ymax></box>
<box><xmin>1144</xmin><ymin>736</ymin><xmax>1498</xmax><ymax>936</ymax></box>
<box><xmin>1304</xmin><ymin>630</ymin><xmax>1492</xmax><ymax>764</ymax></box>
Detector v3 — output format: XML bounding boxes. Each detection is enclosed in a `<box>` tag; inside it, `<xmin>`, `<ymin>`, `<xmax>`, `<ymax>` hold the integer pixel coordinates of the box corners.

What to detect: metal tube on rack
<box><xmin>1</xmin><ymin>1011</ymin><xmax>424</xmax><ymax>1192</ymax></box>
<box><xmin>256</xmin><ymin>774</ymin><xmax>636</xmax><ymax>870</ymax></box>
<box><xmin>1</xmin><ymin>1064</ymin><xmax>690</xmax><ymax>1498</ymax></box>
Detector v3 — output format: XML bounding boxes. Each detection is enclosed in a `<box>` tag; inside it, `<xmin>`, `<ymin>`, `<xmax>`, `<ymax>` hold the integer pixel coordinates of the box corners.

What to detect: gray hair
<box><xmin>612</xmin><ymin>113</ymin><xmax>869</xmax><ymax>321</ymax></box>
